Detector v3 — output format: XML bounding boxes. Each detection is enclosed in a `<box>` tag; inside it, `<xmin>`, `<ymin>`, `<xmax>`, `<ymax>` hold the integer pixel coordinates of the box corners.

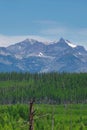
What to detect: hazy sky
<box><xmin>0</xmin><ymin>0</ymin><xmax>87</xmax><ymax>48</ymax></box>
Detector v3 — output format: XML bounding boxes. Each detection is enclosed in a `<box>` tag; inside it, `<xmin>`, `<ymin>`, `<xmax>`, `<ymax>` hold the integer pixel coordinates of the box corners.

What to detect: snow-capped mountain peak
<box><xmin>58</xmin><ymin>38</ymin><xmax>77</xmax><ymax>48</ymax></box>
<box><xmin>0</xmin><ymin>37</ymin><xmax>87</xmax><ymax>73</ymax></box>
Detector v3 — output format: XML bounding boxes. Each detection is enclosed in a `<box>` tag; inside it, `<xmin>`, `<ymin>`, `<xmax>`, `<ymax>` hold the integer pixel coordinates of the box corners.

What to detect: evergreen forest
<box><xmin>0</xmin><ymin>72</ymin><xmax>87</xmax><ymax>104</ymax></box>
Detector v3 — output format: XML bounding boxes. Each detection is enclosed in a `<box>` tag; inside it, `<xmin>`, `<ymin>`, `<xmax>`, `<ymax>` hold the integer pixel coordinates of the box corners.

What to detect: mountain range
<box><xmin>0</xmin><ymin>38</ymin><xmax>87</xmax><ymax>73</ymax></box>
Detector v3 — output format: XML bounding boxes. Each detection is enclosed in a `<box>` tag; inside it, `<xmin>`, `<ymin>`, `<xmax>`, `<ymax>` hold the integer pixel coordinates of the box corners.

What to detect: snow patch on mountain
<box><xmin>14</xmin><ymin>54</ymin><xmax>23</xmax><ymax>59</ymax></box>
<box><xmin>16</xmin><ymin>64</ymin><xmax>25</xmax><ymax>70</ymax></box>
<box><xmin>65</xmin><ymin>40</ymin><xmax>77</xmax><ymax>48</ymax></box>
<box><xmin>0</xmin><ymin>58</ymin><xmax>12</xmax><ymax>65</ymax></box>
<box><xmin>0</xmin><ymin>51</ymin><xmax>10</xmax><ymax>56</ymax></box>
<box><xmin>38</xmin><ymin>52</ymin><xmax>44</xmax><ymax>57</ymax></box>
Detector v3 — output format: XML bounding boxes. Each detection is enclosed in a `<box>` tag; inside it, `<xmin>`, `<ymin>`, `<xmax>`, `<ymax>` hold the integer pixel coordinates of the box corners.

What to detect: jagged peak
<box><xmin>59</xmin><ymin>37</ymin><xmax>65</xmax><ymax>42</ymax></box>
<box><xmin>58</xmin><ymin>38</ymin><xmax>77</xmax><ymax>48</ymax></box>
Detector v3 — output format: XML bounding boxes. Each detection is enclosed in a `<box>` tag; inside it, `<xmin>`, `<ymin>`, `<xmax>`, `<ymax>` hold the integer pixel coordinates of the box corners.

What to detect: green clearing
<box><xmin>0</xmin><ymin>104</ymin><xmax>87</xmax><ymax>130</ymax></box>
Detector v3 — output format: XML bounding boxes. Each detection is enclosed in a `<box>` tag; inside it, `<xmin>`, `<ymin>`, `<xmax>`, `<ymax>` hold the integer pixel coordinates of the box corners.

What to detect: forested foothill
<box><xmin>0</xmin><ymin>72</ymin><xmax>87</xmax><ymax>104</ymax></box>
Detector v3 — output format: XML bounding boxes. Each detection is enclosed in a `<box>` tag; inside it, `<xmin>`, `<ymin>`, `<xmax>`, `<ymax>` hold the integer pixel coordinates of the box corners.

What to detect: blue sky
<box><xmin>0</xmin><ymin>0</ymin><xmax>87</xmax><ymax>48</ymax></box>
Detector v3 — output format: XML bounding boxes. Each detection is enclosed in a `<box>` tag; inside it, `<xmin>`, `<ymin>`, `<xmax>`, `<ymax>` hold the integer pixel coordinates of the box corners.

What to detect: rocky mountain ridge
<box><xmin>0</xmin><ymin>38</ymin><xmax>87</xmax><ymax>73</ymax></box>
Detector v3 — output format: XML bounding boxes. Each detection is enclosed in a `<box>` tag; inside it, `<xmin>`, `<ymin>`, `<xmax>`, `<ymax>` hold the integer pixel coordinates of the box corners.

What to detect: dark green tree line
<box><xmin>0</xmin><ymin>72</ymin><xmax>87</xmax><ymax>104</ymax></box>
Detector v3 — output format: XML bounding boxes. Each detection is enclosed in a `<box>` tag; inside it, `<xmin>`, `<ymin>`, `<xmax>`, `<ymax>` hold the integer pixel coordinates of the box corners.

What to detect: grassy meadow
<box><xmin>0</xmin><ymin>104</ymin><xmax>87</xmax><ymax>130</ymax></box>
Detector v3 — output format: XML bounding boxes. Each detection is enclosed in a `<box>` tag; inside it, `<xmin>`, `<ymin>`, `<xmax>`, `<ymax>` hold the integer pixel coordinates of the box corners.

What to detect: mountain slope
<box><xmin>0</xmin><ymin>38</ymin><xmax>87</xmax><ymax>73</ymax></box>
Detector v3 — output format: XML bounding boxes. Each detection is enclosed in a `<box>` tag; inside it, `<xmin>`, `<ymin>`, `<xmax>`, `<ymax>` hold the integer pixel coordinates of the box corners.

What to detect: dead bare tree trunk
<box><xmin>29</xmin><ymin>99</ymin><xmax>35</xmax><ymax>130</ymax></box>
